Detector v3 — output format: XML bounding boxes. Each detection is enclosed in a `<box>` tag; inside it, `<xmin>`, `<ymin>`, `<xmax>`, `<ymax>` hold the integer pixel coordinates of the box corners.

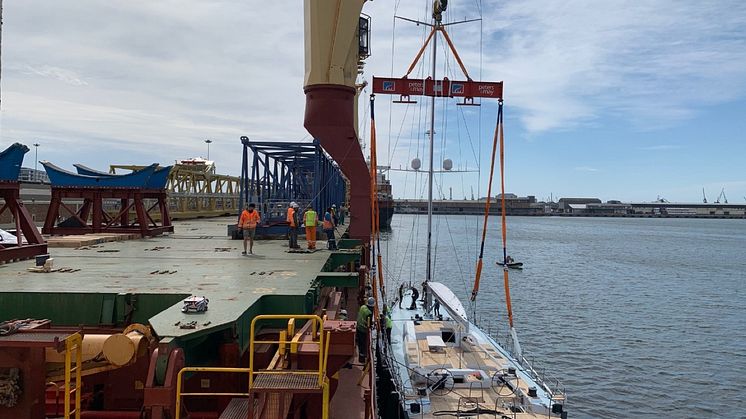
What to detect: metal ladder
<box><xmin>173</xmin><ymin>315</ymin><xmax>331</xmax><ymax>419</ymax></box>
<box><xmin>248</xmin><ymin>315</ymin><xmax>331</xmax><ymax>419</ymax></box>
<box><xmin>64</xmin><ymin>333</ymin><xmax>82</xmax><ymax>419</ymax></box>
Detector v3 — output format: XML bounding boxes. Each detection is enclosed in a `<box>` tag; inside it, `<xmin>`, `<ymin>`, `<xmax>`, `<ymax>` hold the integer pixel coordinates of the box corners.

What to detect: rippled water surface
<box><xmin>380</xmin><ymin>215</ymin><xmax>746</xmax><ymax>418</ymax></box>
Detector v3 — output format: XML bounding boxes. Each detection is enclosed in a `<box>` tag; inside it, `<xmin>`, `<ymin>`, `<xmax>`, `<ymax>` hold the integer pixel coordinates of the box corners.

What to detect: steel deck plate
<box><xmin>0</xmin><ymin>217</ymin><xmax>334</xmax><ymax>339</ymax></box>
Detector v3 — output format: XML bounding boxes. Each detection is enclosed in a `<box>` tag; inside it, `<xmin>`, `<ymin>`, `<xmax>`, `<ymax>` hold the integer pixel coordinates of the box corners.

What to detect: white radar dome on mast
<box><xmin>443</xmin><ymin>159</ymin><xmax>453</xmax><ymax>171</ymax></box>
<box><xmin>411</xmin><ymin>158</ymin><xmax>422</xmax><ymax>171</ymax></box>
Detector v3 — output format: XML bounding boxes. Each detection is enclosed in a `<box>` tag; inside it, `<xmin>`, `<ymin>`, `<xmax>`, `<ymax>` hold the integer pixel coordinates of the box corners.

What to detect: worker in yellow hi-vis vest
<box><xmin>303</xmin><ymin>207</ymin><xmax>319</xmax><ymax>250</ymax></box>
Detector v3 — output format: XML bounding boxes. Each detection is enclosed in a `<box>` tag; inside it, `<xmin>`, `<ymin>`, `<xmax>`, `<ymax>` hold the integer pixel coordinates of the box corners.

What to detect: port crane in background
<box><xmin>715</xmin><ymin>188</ymin><xmax>728</xmax><ymax>204</ymax></box>
<box><xmin>702</xmin><ymin>188</ymin><xmax>708</xmax><ymax>203</ymax></box>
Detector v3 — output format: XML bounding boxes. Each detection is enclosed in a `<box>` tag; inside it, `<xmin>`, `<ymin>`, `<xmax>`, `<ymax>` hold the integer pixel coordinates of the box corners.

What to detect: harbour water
<box><xmin>381</xmin><ymin>215</ymin><xmax>746</xmax><ymax>418</ymax></box>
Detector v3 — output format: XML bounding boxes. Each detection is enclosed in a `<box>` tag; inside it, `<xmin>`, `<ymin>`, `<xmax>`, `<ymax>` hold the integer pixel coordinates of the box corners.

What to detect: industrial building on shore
<box><xmin>6</xmin><ymin>177</ymin><xmax>746</xmax><ymax>227</ymax></box>
<box><xmin>395</xmin><ymin>195</ymin><xmax>746</xmax><ymax>218</ymax></box>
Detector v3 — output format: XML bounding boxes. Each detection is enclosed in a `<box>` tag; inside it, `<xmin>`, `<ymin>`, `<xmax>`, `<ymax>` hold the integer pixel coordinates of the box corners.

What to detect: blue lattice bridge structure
<box><xmin>230</xmin><ymin>137</ymin><xmax>346</xmax><ymax>238</ymax></box>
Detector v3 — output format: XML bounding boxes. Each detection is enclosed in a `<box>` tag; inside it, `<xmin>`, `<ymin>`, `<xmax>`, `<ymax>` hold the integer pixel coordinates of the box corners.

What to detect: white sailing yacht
<box><xmin>370</xmin><ymin>2</ymin><xmax>568</xmax><ymax>418</ymax></box>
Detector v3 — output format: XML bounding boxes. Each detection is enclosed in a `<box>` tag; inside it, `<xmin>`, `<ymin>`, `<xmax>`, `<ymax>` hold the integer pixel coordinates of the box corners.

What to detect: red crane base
<box><xmin>0</xmin><ymin>181</ymin><xmax>48</xmax><ymax>263</ymax></box>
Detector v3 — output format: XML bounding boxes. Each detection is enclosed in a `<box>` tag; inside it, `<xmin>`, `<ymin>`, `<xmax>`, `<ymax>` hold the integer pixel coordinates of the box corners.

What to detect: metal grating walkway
<box><xmin>251</xmin><ymin>372</ymin><xmax>321</xmax><ymax>392</ymax></box>
<box><xmin>219</xmin><ymin>398</ymin><xmax>250</xmax><ymax>419</ymax></box>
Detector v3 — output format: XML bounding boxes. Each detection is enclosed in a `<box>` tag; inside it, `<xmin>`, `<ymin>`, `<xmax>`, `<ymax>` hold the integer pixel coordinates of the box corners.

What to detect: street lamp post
<box><xmin>33</xmin><ymin>143</ymin><xmax>40</xmax><ymax>179</ymax></box>
<box><xmin>205</xmin><ymin>139</ymin><xmax>213</xmax><ymax>160</ymax></box>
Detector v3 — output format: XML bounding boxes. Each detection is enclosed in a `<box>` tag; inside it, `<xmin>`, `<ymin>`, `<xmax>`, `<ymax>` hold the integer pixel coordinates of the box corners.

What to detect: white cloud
<box><xmin>23</xmin><ymin>65</ymin><xmax>88</xmax><ymax>86</ymax></box>
<box><xmin>0</xmin><ymin>1</ymin><xmax>308</xmax><ymax>175</ymax></box>
<box><xmin>490</xmin><ymin>0</ymin><xmax>746</xmax><ymax>132</ymax></box>
<box><xmin>574</xmin><ymin>166</ymin><xmax>599</xmax><ymax>172</ymax></box>
<box><xmin>1</xmin><ymin>0</ymin><xmax>745</xmax><ymax>184</ymax></box>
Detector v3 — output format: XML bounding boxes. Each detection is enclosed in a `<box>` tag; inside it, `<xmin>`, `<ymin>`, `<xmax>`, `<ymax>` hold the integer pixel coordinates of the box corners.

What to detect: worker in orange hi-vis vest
<box><xmin>303</xmin><ymin>207</ymin><xmax>319</xmax><ymax>250</ymax></box>
<box><xmin>238</xmin><ymin>203</ymin><xmax>261</xmax><ymax>255</ymax></box>
<box><xmin>287</xmin><ymin>202</ymin><xmax>300</xmax><ymax>249</ymax></box>
<box><xmin>322</xmin><ymin>207</ymin><xmax>337</xmax><ymax>250</ymax></box>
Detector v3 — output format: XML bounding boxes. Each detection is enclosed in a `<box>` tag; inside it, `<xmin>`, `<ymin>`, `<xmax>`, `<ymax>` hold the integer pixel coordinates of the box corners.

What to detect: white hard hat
<box><xmin>332</xmin><ymin>204</ymin><xmax>337</xmax><ymax>207</ymax></box>
<box><xmin>340</xmin><ymin>309</ymin><xmax>347</xmax><ymax>315</ymax></box>
<box><xmin>290</xmin><ymin>201</ymin><xmax>297</xmax><ymax>207</ymax></box>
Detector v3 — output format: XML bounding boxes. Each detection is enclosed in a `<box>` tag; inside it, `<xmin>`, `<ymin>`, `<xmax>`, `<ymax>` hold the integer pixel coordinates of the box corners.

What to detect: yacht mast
<box><xmin>374</xmin><ymin>1</ymin><xmax>505</xmax><ymax>311</ymax></box>
<box><xmin>425</xmin><ymin>1</ymin><xmax>446</xmax><ymax>311</ymax></box>
<box><xmin>425</xmin><ymin>17</ymin><xmax>438</xmax><ymax>288</ymax></box>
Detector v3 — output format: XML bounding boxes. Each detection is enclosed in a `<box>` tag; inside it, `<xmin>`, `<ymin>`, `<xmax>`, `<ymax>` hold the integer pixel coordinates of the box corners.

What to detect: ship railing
<box><xmin>256</xmin><ymin>199</ymin><xmax>315</xmax><ymax>219</ymax></box>
<box><xmin>249</xmin><ymin>315</ymin><xmax>327</xmax><ymax>389</ymax></box>
<box><xmin>378</xmin><ymin>340</ymin><xmax>406</xmax><ymax>392</ymax></box>
<box><xmin>378</xmin><ymin>343</ymin><xmax>422</xmax><ymax>402</ymax></box>
<box><xmin>514</xmin><ymin>351</ymin><xmax>566</xmax><ymax>401</ymax></box>
<box><xmin>174</xmin><ymin>367</ymin><xmax>252</xmax><ymax>419</ymax></box>
<box><xmin>481</xmin><ymin>319</ymin><xmax>567</xmax><ymax>405</ymax></box>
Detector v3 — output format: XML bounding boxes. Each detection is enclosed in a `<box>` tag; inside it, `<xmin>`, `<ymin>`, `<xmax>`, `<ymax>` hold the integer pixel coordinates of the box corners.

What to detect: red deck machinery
<box><xmin>0</xmin><ymin>143</ymin><xmax>48</xmax><ymax>263</ymax></box>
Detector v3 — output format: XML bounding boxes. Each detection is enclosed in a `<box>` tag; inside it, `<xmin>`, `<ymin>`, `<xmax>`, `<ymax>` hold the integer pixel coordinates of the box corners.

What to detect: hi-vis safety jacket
<box><xmin>304</xmin><ymin>210</ymin><xmax>318</xmax><ymax>227</ymax></box>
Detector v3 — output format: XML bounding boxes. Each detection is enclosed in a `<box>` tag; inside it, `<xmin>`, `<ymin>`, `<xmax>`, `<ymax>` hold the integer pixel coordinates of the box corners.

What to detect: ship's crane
<box><xmin>715</xmin><ymin>188</ymin><xmax>728</xmax><ymax>204</ymax></box>
<box><xmin>702</xmin><ymin>187</ymin><xmax>707</xmax><ymax>203</ymax></box>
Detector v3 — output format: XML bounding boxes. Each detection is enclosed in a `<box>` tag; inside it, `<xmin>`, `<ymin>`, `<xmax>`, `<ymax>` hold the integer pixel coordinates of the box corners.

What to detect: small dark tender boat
<box><xmin>497</xmin><ymin>261</ymin><xmax>524</xmax><ymax>269</ymax></box>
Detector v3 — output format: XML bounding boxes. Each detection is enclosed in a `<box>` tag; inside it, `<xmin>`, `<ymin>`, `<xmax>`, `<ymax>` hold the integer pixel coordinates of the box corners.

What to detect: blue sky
<box><xmin>1</xmin><ymin>1</ymin><xmax>745</xmax><ymax>203</ymax></box>
<box><xmin>371</xmin><ymin>1</ymin><xmax>746</xmax><ymax>203</ymax></box>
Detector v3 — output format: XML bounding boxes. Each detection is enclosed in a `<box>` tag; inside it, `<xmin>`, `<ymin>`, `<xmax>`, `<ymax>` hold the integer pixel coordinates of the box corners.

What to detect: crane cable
<box><xmin>496</xmin><ymin>102</ymin><xmax>516</xmax><ymax>329</ymax></box>
<box><xmin>496</xmin><ymin>101</ymin><xmax>521</xmax><ymax>357</ymax></box>
<box><xmin>372</xmin><ymin>99</ymin><xmax>386</xmax><ymax>305</ymax></box>
<box><xmin>470</xmin><ymin>100</ymin><xmax>503</xmax><ymax>302</ymax></box>
<box><xmin>369</xmin><ymin>94</ymin><xmax>385</xmax><ymax>332</ymax></box>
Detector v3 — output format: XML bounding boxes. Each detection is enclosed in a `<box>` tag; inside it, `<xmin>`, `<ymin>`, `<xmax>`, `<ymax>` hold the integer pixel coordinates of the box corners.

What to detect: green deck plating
<box><xmin>0</xmin><ymin>217</ymin><xmax>359</xmax><ymax>352</ymax></box>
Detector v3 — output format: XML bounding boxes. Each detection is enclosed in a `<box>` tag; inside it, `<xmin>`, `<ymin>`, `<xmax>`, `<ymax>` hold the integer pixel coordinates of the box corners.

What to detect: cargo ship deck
<box><xmin>0</xmin><ymin>217</ymin><xmax>358</xmax><ymax>345</ymax></box>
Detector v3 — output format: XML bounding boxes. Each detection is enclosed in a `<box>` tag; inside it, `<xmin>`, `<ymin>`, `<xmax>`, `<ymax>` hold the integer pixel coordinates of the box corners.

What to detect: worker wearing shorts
<box><xmin>238</xmin><ymin>203</ymin><xmax>260</xmax><ymax>255</ymax></box>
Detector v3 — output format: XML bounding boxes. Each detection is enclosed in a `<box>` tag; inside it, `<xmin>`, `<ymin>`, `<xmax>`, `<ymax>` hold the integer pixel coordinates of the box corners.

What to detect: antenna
<box><xmin>702</xmin><ymin>187</ymin><xmax>707</xmax><ymax>204</ymax></box>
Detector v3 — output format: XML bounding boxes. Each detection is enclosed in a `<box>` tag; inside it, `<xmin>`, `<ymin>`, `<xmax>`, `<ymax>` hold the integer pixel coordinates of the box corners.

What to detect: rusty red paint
<box><xmin>0</xmin><ymin>182</ymin><xmax>47</xmax><ymax>263</ymax></box>
<box><xmin>304</xmin><ymin>84</ymin><xmax>372</xmax><ymax>243</ymax></box>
